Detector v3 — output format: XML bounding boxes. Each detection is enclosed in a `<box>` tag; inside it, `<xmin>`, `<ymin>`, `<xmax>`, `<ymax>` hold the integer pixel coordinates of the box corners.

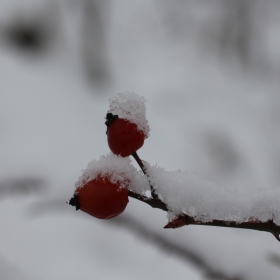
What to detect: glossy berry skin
<box><xmin>75</xmin><ymin>176</ymin><xmax>129</xmax><ymax>219</ymax></box>
<box><xmin>107</xmin><ymin>118</ymin><xmax>145</xmax><ymax>157</ymax></box>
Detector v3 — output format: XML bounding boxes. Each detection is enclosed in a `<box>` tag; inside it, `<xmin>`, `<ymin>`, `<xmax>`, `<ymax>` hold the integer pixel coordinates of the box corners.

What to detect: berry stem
<box><xmin>132</xmin><ymin>151</ymin><xmax>159</xmax><ymax>200</ymax></box>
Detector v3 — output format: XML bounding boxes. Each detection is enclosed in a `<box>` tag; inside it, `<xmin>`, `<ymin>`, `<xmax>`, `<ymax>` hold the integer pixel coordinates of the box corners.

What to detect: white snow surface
<box><xmin>75</xmin><ymin>153</ymin><xmax>149</xmax><ymax>192</ymax></box>
<box><xmin>107</xmin><ymin>91</ymin><xmax>150</xmax><ymax>137</ymax></box>
<box><xmin>145</xmin><ymin>164</ymin><xmax>280</xmax><ymax>225</ymax></box>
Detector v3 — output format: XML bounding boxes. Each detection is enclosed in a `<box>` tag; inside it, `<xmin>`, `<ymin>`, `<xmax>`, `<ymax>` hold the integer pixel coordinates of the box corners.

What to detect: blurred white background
<box><xmin>1</xmin><ymin>1</ymin><xmax>280</xmax><ymax>279</ymax></box>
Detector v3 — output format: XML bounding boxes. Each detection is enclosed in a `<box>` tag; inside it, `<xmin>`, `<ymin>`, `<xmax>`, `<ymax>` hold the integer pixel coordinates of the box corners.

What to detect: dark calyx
<box><xmin>105</xmin><ymin>113</ymin><xmax>118</xmax><ymax>133</ymax></box>
<box><xmin>68</xmin><ymin>194</ymin><xmax>80</xmax><ymax>211</ymax></box>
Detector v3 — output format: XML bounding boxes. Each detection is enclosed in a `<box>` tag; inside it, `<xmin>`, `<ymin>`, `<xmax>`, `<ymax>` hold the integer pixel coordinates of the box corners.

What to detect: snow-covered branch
<box><xmin>128</xmin><ymin>188</ymin><xmax>280</xmax><ymax>241</ymax></box>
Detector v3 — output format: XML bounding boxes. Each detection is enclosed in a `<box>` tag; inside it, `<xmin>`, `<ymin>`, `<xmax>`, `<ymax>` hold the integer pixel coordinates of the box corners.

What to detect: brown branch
<box><xmin>127</xmin><ymin>190</ymin><xmax>280</xmax><ymax>242</ymax></box>
<box><xmin>128</xmin><ymin>190</ymin><xmax>168</xmax><ymax>211</ymax></box>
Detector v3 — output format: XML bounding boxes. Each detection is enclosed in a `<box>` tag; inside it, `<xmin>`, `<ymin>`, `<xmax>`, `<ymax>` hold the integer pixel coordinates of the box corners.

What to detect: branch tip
<box><xmin>272</xmin><ymin>233</ymin><xmax>280</xmax><ymax>242</ymax></box>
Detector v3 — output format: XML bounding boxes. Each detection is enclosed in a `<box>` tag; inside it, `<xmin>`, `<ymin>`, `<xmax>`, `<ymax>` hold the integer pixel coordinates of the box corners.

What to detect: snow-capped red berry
<box><xmin>107</xmin><ymin>117</ymin><xmax>145</xmax><ymax>157</ymax></box>
<box><xmin>73</xmin><ymin>175</ymin><xmax>128</xmax><ymax>219</ymax></box>
<box><xmin>68</xmin><ymin>154</ymin><xmax>149</xmax><ymax>219</ymax></box>
<box><xmin>105</xmin><ymin>92</ymin><xmax>150</xmax><ymax>157</ymax></box>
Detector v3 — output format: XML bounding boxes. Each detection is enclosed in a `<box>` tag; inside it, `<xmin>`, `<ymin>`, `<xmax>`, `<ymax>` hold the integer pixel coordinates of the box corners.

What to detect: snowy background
<box><xmin>1</xmin><ymin>0</ymin><xmax>280</xmax><ymax>279</ymax></box>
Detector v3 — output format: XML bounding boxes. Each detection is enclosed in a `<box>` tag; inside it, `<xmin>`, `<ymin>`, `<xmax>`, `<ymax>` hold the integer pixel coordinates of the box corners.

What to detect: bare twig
<box><xmin>128</xmin><ymin>190</ymin><xmax>168</xmax><ymax>211</ymax></box>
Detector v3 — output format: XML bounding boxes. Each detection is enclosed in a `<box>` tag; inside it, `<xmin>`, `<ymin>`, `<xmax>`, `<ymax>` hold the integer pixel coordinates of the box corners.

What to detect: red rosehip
<box><xmin>107</xmin><ymin>118</ymin><xmax>145</xmax><ymax>157</ymax></box>
<box><xmin>70</xmin><ymin>175</ymin><xmax>129</xmax><ymax>219</ymax></box>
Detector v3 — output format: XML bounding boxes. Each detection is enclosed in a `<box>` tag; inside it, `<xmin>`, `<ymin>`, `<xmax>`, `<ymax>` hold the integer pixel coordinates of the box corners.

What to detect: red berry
<box><xmin>74</xmin><ymin>175</ymin><xmax>129</xmax><ymax>219</ymax></box>
<box><xmin>107</xmin><ymin>118</ymin><xmax>145</xmax><ymax>157</ymax></box>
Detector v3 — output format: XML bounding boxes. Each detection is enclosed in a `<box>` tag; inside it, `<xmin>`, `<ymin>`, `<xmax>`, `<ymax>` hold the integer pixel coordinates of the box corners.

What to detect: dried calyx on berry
<box><xmin>105</xmin><ymin>113</ymin><xmax>118</xmax><ymax>133</ymax></box>
<box><xmin>68</xmin><ymin>193</ymin><xmax>80</xmax><ymax>211</ymax></box>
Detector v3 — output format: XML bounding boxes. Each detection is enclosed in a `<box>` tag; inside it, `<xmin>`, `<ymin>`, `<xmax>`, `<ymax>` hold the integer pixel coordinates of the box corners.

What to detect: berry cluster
<box><xmin>69</xmin><ymin>92</ymin><xmax>150</xmax><ymax>219</ymax></box>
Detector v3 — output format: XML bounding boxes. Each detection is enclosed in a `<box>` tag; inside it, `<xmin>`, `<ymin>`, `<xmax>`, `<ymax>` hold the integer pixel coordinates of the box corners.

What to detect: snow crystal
<box><xmin>75</xmin><ymin>153</ymin><xmax>149</xmax><ymax>193</ymax></box>
<box><xmin>143</xmin><ymin>162</ymin><xmax>280</xmax><ymax>225</ymax></box>
<box><xmin>107</xmin><ymin>92</ymin><xmax>150</xmax><ymax>137</ymax></box>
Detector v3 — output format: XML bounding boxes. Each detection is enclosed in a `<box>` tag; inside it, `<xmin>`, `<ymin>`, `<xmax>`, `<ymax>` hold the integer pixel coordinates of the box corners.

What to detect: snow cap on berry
<box><xmin>107</xmin><ymin>92</ymin><xmax>150</xmax><ymax>138</ymax></box>
<box><xmin>75</xmin><ymin>153</ymin><xmax>149</xmax><ymax>193</ymax></box>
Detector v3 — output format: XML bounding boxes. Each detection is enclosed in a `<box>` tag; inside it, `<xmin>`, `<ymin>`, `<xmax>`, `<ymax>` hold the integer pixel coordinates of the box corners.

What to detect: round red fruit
<box><xmin>107</xmin><ymin>118</ymin><xmax>145</xmax><ymax>157</ymax></box>
<box><xmin>74</xmin><ymin>176</ymin><xmax>129</xmax><ymax>219</ymax></box>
